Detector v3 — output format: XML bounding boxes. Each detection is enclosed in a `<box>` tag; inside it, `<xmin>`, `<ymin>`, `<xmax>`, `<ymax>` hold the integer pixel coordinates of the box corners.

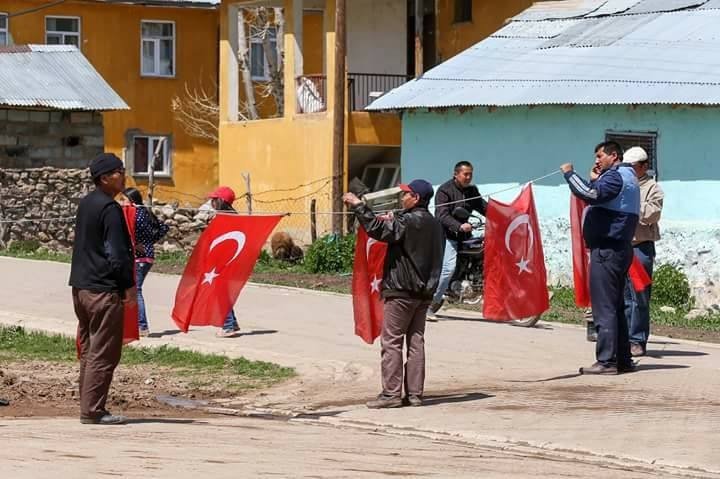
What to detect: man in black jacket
<box><xmin>344</xmin><ymin>179</ymin><xmax>444</xmax><ymax>408</ymax></box>
<box><xmin>69</xmin><ymin>153</ymin><xmax>135</xmax><ymax>425</ymax></box>
<box><xmin>428</xmin><ymin>161</ymin><xmax>488</xmax><ymax>320</ymax></box>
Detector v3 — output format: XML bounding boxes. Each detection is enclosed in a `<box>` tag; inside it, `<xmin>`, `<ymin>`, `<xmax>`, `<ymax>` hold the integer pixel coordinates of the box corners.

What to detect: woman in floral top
<box><xmin>123</xmin><ymin>188</ymin><xmax>170</xmax><ymax>336</ymax></box>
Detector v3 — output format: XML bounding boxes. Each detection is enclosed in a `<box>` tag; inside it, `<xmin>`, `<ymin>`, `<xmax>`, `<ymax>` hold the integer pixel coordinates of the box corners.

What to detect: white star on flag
<box><xmin>370</xmin><ymin>275</ymin><xmax>382</xmax><ymax>293</ymax></box>
<box><xmin>516</xmin><ymin>257</ymin><xmax>532</xmax><ymax>274</ymax></box>
<box><xmin>202</xmin><ymin>268</ymin><xmax>220</xmax><ymax>285</ymax></box>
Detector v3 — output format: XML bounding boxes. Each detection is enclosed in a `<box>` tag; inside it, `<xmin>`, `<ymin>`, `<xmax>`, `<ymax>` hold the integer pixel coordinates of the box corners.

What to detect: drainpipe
<box><xmin>331</xmin><ymin>0</ymin><xmax>347</xmax><ymax>235</ymax></box>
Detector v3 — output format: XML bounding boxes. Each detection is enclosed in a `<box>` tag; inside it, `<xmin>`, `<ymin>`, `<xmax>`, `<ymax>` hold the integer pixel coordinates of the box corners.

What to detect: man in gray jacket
<box><xmin>622</xmin><ymin>147</ymin><xmax>664</xmax><ymax>357</ymax></box>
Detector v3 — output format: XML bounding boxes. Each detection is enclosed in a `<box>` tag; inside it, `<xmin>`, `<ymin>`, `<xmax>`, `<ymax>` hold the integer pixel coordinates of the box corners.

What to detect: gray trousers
<box><xmin>381</xmin><ymin>297</ymin><xmax>429</xmax><ymax>398</ymax></box>
<box><xmin>73</xmin><ymin>288</ymin><xmax>124</xmax><ymax>420</ymax></box>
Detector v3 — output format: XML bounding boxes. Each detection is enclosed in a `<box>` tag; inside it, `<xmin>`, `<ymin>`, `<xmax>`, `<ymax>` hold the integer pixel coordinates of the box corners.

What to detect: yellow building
<box><xmin>218</xmin><ymin>0</ymin><xmax>532</xmax><ymax>242</ymax></box>
<box><xmin>2</xmin><ymin>0</ymin><xmax>220</xmax><ymax>204</ymax></box>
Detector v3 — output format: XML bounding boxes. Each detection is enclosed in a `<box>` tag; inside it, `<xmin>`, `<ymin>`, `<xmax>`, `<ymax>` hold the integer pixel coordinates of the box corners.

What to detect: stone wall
<box><xmin>542</xmin><ymin>218</ymin><xmax>720</xmax><ymax>309</ymax></box>
<box><xmin>0</xmin><ymin>109</ymin><xmax>104</xmax><ymax>169</ymax></box>
<box><xmin>0</xmin><ymin>167</ymin><xmax>208</xmax><ymax>253</ymax></box>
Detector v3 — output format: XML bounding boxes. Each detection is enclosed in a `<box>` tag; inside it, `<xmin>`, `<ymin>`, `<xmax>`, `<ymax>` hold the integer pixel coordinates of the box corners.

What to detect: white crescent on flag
<box><xmin>202</xmin><ymin>231</ymin><xmax>247</xmax><ymax>285</ymax></box>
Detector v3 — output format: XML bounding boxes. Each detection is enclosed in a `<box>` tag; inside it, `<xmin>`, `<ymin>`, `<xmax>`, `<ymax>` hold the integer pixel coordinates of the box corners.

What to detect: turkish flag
<box><xmin>571</xmin><ymin>197</ymin><xmax>651</xmax><ymax>299</ymax></box>
<box><xmin>628</xmin><ymin>255</ymin><xmax>652</xmax><ymax>292</ymax></box>
<box><xmin>483</xmin><ymin>184</ymin><xmax>549</xmax><ymax>320</ymax></box>
<box><xmin>352</xmin><ymin>226</ymin><xmax>387</xmax><ymax>344</ymax></box>
<box><xmin>121</xmin><ymin>204</ymin><xmax>140</xmax><ymax>344</ymax></box>
<box><xmin>570</xmin><ymin>196</ymin><xmax>591</xmax><ymax>307</ymax></box>
<box><xmin>172</xmin><ymin>213</ymin><xmax>283</xmax><ymax>332</ymax></box>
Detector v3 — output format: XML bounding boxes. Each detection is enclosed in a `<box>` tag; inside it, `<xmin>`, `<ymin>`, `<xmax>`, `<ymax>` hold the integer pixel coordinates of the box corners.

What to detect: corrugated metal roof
<box><xmin>625</xmin><ymin>0</ymin><xmax>707</xmax><ymax>14</ymax></box>
<box><xmin>368</xmin><ymin>2</ymin><xmax>720</xmax><ymax>110</ymax></box>
<box><xmin>0</xmin><ymin>45</ymin><xmax>128</xmax><ymax>111</ymax></box>
<box><xmin>585</xmin><ymin>0</ymin><xmax>642</xmax><ymax>16</ymax></box>
<box><xmin>513</xmin><ymin>0</ymin><xmax>606</xmax><ymax>21</ymax></box>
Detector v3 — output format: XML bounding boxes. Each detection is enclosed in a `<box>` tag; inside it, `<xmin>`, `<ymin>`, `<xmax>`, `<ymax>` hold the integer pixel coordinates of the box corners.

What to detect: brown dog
<box><xmin>271</xmin><ymin>231</ymin><xmax>304</xmax><ymax>262</ymax></box>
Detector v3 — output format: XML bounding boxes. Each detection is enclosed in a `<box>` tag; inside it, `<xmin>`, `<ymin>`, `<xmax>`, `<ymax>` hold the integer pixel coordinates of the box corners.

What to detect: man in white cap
<box><xmin>622</xmin><ymin>146</ymin><xmax>664</xmax><ymax>357</ymax></box>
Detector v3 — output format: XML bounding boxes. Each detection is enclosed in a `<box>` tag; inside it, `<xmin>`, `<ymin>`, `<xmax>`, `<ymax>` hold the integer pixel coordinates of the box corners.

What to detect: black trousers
<box><xmin>589</xmin><ymin>245</ymin><xmax>633</xmax><ymax>368</ymax></box>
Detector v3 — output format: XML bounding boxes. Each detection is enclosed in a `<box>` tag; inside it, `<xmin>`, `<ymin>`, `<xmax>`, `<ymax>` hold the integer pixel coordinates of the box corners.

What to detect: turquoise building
<box><xmin>369</xmin><ymin>0</ymin><xmax>720</xmax><ymax>305</ymax></box>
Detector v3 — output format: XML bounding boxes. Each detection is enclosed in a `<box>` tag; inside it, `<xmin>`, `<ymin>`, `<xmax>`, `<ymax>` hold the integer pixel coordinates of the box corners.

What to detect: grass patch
<box><xmin>0</xmin><ymin>325</ymin><xmax>295</xmax><ymax>387</ymax></box>
<box><xmin>545</xmin><ymin>286</ymin><xmax>720</xmax><ymax>332</ymax></box>
<box><xmin>0</xmin><ymin>241</ymin><xmax>71</xmax><ymax>263</ymax></box>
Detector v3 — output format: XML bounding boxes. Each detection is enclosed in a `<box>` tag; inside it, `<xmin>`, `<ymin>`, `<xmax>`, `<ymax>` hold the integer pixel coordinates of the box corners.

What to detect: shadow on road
<box><xmin>148</xmin><ymin>329</ymin><xmax>182</xmax><ymax>338</ymax></box>
<box><xmin>422</xmin><ymin>392</ymin><xmax>494</xmax><ymax>407</ymax></box>
<box><xmin>635</xmin><ymin>363</ymin><xmax>691</xmax><ymax>372</ymax></box>
<box><xmin>126</xmin><ymin>418</ymin><xmax>204</xmax><ymax>425</ymax></box>
<box><xmin>646</xmin><ymin>350</ymin><xmax>708</xmax><ymax>358</ymax></box>
<box><xmin>240</xmin><ymin>329</ymin><xmax>279</xmax><ymax>337</ymax></box>
<box><xmin>507</xmin><ymin>372</ymin><xmax>582</xmax><ymax>383</ymax></box>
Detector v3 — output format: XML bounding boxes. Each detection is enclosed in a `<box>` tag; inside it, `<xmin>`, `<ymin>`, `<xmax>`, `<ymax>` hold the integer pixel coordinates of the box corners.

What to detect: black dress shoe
<box><xmin>618</xmin><ymin>361</ymin><xmax>637</xmax><ymax>373</ymax></box>
<box><xmin>579</xmin><ymin>363</ymin><xmax>618</xmax><ymax>375</ymax></box>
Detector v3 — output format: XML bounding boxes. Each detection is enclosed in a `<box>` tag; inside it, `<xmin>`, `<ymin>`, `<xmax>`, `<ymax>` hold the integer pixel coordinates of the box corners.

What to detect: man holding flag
<box><xmin>562</xmin><ymin>141</ymin><xmax>640</xmax><ymax>375</ymax></box>
<box><xmin>343</xmin><ymin>179</ymin><xmax>444</xmax><ymax>408</ymax></box>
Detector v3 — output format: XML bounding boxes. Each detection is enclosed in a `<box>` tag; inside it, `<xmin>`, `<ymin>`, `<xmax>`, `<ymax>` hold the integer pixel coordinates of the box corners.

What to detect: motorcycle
<box><xmin>441</xmin><ymin>207</ymin><xmax>542</xmax><ymax>328</ymax></box>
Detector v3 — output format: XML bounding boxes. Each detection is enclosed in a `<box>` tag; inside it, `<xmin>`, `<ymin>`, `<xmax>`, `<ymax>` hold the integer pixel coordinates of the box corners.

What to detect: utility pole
<box><xmin>331</xmin><ymin>0</ymin><xmax>347</xmax><ymax>234</ymax></box>
<box><xmin>415</xmin><ymin>0</ymin><xmax>424</xmax><ymax>78</ymax></box>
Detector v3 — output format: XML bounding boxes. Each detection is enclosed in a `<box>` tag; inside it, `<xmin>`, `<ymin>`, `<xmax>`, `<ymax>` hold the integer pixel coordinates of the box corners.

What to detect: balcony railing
<box><xmin>295</xmin><ymin>73</ymin><xmax>412</xmax><ymax>114</ymax></box>
<box><xmin>296</xmin><ymin>75</ymin><xmax>327</xmax><ymax>113</ymax></box>
<box><xmin>348</xmin><ymin>73</ymin><xmax>412</xmax><ymax>111</ymax></box>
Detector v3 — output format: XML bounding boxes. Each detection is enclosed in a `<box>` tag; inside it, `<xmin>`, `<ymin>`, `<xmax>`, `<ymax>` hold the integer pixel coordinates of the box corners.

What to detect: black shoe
<box><xmin>80</xmin><ymin>413</ymin><xmax>127</xmax><ymax>425</ymax></box>
<box><xmin>618</xmin><ymin>361</ymin><xmax>637</xmax><ymax>374</ymax></box>
<box><xmin>579</xmin><ymin>362</ymin><xmax>618</xmax><ymax>375</ymax></box>
<box><xmin>404</xmin><ymin>395</ymin><xmax>423</xmax><ymax>407</ymax></box>
<box><xmin>366</xmin><ymin>394</ymin><xmax>403</xmax><ymax>409</ymax></box>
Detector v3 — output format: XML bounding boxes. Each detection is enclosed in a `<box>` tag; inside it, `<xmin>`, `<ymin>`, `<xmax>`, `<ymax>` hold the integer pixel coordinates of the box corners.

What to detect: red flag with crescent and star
<box><xmin>172</xmin><ymin>213</ymin><xmax>283</xmax><ymax>332</ymax></box>
<box><xmin>483</xmin><ymin>184</ymin><xmax>549</xmax><ymax>320</ymax></box>
<box><xmin>570</xmin><ymin>196</ymin><xmax>651</xmax><ymax>307</ymax></box>
<box><xmin>352</xmin><ymin>226</ymin><xmax>388</xmax><ymax>344</ymax></box>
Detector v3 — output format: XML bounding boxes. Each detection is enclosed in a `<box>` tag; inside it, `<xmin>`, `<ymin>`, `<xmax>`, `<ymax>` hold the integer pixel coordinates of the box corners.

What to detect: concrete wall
<box><xmin>5</xmin><ymin>0</ymin><xmax>219</xmax><ymax>204</ymax></box>
<box><xmin>401</xmin><ymin>105</ymin><xmax>720</xmax><ymax>305</ymax></box>
<box><xmin>347</xmin><ymin>0</ymin><xmax>406</xmax><ymax>75</ymax></box>
<box><xmin>0</xmin><ymin>109</ymin><xmax>103</xmax><ymax>169</ymax></box>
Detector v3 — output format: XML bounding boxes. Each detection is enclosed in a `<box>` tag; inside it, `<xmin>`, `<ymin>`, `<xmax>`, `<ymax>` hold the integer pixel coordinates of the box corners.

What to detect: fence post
<box><xmin>242</xmin><ymin>172</ymin><xmax>252</xmax><ymax>214</ymax></box>
<box><xmin>310</xmin><ymin>198</ymin><xmax>317</xmax><ymax>243</ymax></box>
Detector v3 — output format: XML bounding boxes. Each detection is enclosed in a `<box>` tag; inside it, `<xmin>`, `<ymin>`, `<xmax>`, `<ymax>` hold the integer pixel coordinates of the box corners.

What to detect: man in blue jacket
<box><xmin>561</xmin><ymin>141</ymin><xmax>639</xmax><ymax>375</ymax></box>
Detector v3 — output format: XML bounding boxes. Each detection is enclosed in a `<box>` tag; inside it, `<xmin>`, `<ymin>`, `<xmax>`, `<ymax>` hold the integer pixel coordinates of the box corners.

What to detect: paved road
<box><xmin>1</xmin><ymin>257</ymin><xmax>719</xmax><ymax>477</ymax></box>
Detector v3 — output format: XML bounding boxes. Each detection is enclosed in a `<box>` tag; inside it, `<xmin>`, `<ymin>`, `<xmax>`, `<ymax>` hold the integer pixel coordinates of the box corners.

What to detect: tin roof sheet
<box><xmin>0</xmin><ymin>45</ymin><xmax>128</xmax><ymax>111</ymax></box>
<box><xmin>368</xmin><ymin>2</ymin><xmax>720</xmax><ymax>110</ymax></box>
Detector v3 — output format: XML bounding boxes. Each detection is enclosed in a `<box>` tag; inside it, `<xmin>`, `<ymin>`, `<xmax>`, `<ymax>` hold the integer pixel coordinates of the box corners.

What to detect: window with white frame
<box><xmin>141</xmin><ymin>21</ymin><xmax>175</xmax><ymax>77</ymax></box>
<box><xmin>250</xmin><ymin>26</ymin><xmax>277</xmax><ymax>80</ymax></box>
<box><xmin>132</xmin><ymin>135</ymin><xmax>171</xmax><ymax>176</ymax></box>
<box><xmin>0</xmin><ymin>14</ymin><xmax>8</xmax><ymax>46</ymax></box>
<box><xmin>46</xmin><ymin>16</ymin><xmax>81</xmax><ymax>47</ymax></box>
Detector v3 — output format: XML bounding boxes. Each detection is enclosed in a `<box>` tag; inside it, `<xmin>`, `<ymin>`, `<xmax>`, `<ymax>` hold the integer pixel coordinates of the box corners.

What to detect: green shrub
<box><xmin>653</xmin><ymin>263</ymin><xmax>693</xmax><ymax>309</ymax></box>
<box><xmin>7</xmin><ymin>240</ymin><xmax>41</xmax><ymax>254</ymax></box>
<box><xmin>303</xmin><ymin>233</ymin><xmax>356</xmax><ymax>274</ymax></box>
